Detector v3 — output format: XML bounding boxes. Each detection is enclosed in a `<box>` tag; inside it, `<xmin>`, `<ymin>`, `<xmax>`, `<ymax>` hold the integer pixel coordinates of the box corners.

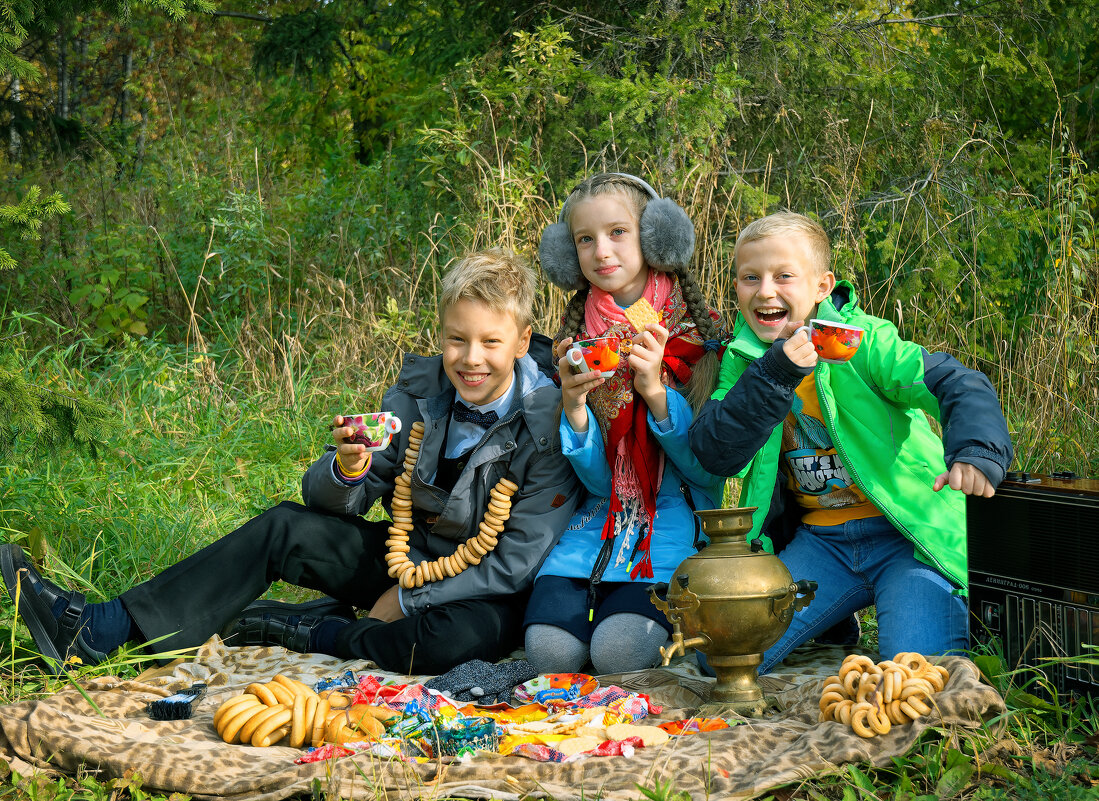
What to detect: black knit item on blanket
<box><xmin>423</xmin><ymin>659</ymin><xmax>539</xmax><ymax>704</ymax></box>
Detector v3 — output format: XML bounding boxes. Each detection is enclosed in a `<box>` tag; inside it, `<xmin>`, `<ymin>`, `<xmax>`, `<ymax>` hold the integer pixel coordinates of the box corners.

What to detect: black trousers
<box><xmin>120</xmin><ymin>501</ymin><xmax>525</xmax><ymax>674</ymax></box>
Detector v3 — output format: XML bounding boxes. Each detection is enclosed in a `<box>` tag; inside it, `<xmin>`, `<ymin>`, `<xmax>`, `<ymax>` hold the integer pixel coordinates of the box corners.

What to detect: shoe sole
<box><xmin>0</xmin><ymin>544</ymin><xmax>65</xmax><ymax>672</ymax></box>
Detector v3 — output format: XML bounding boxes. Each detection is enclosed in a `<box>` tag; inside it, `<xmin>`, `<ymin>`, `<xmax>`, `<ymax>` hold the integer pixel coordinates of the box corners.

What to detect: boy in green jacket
<box><xmin>689</xmin><ymin>212</ymin><xmax>1012</xmax><ymax>672</ymax></box>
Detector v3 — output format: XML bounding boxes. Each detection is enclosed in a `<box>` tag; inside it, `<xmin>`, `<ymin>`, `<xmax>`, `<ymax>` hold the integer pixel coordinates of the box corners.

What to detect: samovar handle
<box><xmin>771</xmin><ymin>579</ymin><xmax>818</xmax><ymax>624</ymax></box>
<box><xmin>649</xmin><ymin>582</ymin><xmax>672</xmax><ymax>616</ymax></box>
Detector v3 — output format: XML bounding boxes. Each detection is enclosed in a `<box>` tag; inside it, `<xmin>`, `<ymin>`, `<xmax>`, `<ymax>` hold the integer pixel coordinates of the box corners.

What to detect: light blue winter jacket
<box><xmin>537</xmin><ymin>387</ymin><xmax>724</xmax><ymax>583</ymax></box>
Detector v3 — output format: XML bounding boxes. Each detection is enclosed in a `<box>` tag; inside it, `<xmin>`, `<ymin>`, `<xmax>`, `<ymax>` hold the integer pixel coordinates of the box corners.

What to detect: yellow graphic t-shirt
<box><xmin>781</xmin><ymin>373</ymin><xmax>882</xmax><ymax>526</ymax></box>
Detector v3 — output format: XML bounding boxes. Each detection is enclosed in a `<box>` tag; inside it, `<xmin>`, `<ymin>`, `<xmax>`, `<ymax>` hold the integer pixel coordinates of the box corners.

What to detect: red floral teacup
<box><xmin>565</xmin><ymin>336</ymin><xmax>622</xmax><ymax>378</ymax></box>
<box><xmin>796</xmin><ymin>319</ymin><xmax>865</xmax><ymax>364</ymax></box>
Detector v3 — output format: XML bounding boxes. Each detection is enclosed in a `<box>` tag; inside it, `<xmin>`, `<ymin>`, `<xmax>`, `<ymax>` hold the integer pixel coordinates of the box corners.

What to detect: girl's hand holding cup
<box><xmin>557</xmin><ymin>336</ymin><xmax>605</xmax><ymax>433</ymax></box>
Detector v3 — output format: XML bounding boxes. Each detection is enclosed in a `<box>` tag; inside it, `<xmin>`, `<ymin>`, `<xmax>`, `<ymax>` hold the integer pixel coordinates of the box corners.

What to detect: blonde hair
<box><xmin>560</xmin><ymin>174</ymin><xmax>650</xmax><ymax>229</ymax></box>
<box><xmin>734</xmin><ymin>211</ymin><xmax>832</xmax><ymax>276</ymax></box>
<box><xmin>440</xmin><ymin>248</ymin><xmax>536</xmax><ymax>330</ymax></box>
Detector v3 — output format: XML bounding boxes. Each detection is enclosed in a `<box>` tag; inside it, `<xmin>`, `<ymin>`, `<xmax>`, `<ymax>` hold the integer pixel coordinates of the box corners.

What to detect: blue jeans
<box><xmin>755</xmin><ymin>515</ymin><xmax>968</xmax><ymax>674</ymax></box>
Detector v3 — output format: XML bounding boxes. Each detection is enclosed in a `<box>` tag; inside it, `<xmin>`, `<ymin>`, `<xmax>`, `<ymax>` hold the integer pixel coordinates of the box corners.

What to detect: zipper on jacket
<box><xmin>586</xmin><ymin>536</ymin><xmax>616</xmax><ymax>622</ymax></box>
<box><xmin>815</xmin><ymin>370</ymin><xmax>962</xmax><ymax>588</ymax></box>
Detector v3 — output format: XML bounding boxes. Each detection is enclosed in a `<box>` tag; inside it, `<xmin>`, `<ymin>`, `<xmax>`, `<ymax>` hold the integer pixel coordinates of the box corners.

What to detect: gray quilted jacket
<box><xmin>302</xmin><ymin>348</ymin><xmax>578</xmax><ymax>615</ymax></box>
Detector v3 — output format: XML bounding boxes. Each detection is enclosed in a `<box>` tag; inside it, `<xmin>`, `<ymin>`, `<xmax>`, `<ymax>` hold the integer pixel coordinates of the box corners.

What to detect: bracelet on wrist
<box><xmin>337</xmin><ymin>452</ymin><xmax>371</xmax><ymax>480</ymax></box>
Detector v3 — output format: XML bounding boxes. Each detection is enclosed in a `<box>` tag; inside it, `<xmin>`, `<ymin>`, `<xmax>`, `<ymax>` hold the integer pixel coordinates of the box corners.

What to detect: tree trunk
<box><xmin>57</xmin><ymin>30</ymin><xmax>69</xmax><ymax>119</ymax></box>
<box><xmin>121</xmin><ymin>50</ymin><xmax>133</xmax><ymax>127</ymax></box>
<box><xmin>9</xmin><ymin>77</ymin><xmax>21</xmax><ymax>159</ymax></box>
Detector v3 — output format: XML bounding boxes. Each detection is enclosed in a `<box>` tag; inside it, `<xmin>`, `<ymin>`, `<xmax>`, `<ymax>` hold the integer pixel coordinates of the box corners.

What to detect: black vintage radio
<box><xmin>967</xmin><ymin>471</ymin><xmax>1099</xmax><ymax>697</ymax></box>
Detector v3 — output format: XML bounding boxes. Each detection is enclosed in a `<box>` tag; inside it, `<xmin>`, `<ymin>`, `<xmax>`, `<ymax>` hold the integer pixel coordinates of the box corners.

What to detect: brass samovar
<box><xmin>650</xmin><ymin>507</ymin><xmax>817</xmax><ymax>717</ymax></box>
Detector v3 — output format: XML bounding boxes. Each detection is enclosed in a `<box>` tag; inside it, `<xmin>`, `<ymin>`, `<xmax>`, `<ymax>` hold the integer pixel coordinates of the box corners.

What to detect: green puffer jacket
<box><xmin>689</xmin><ymin>283</ymin><xmax>1013</xmax><ymax>591</ymax></box>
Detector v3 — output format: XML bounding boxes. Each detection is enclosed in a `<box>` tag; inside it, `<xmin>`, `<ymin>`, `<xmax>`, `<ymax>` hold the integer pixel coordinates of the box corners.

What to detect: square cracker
<box><xmin>624</xmin><ymin>297</ymin><xmax>661</xmax><ymax>331</ymax></box>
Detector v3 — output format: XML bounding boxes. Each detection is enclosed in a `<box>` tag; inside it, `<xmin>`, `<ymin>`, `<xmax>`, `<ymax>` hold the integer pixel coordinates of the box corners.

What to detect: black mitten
<box><xmin>423</xmin><ymin>659</ymin><xmax>538</xmax><ymax>704</ymax></box>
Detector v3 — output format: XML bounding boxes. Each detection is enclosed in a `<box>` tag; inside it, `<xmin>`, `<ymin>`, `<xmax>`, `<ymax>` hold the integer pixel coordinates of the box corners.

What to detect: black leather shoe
<box><xmin>220</xmin><ymin>597</ymin><xmax>355</xmax><ymax>652</ymax></box>
<box><xmin>0</xmin><ymin>544</ymin><xmax>107</xmax><ymax>673</ymax></box>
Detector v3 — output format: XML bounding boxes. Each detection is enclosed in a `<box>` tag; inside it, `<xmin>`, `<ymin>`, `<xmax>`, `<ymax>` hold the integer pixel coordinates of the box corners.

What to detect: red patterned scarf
<box><xmin>576</xmin><ymin>271</ymin><xmax>708</xmax><ymax>579</ymax></box>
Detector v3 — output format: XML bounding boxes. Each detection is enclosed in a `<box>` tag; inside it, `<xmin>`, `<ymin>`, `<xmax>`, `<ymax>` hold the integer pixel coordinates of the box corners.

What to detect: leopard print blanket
<box><xmin>0</xmin><ymin>637</ymin><xmax>1005</xmax><ymax>800</ymax></box>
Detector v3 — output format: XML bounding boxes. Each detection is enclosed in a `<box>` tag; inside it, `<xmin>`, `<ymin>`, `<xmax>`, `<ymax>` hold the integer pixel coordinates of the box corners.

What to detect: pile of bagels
<box><xmin>213</xmin><ymin>674</ymin><xmax>398</xmax><ymax>748</ymax></box>
<box><xmin>819</xmin><ymin>653</ymin><xmax>950</xmax><ymax>738</ymax></box>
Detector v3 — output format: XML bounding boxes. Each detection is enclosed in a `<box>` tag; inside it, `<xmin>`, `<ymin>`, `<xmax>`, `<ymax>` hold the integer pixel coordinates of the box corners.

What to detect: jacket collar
<box><xmin>396</xmin><ymin>351</ymin><xmax>558</xmax><ymax>437</ymax></box>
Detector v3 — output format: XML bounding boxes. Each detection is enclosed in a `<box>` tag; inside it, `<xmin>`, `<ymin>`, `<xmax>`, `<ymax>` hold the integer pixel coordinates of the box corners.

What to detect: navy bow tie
<box><xmin>452</xmin><ymin>403</ymin><xmax>499</xmax><ymax>429</ymax></box>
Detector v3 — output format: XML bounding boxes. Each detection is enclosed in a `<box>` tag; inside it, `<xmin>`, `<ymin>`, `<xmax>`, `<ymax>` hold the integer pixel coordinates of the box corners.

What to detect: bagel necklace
<box><xmin>384</xmin><ymin>420</ymin><xmax>519</xmax><ymax>589</ymax></box>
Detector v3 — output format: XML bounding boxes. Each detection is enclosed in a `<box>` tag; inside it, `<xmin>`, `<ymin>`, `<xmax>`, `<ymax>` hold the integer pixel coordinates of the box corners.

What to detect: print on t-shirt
<box><xmin>781</xmin><ymin>374</ymin><xmax>880</xmax><ymax>525</ymax></box>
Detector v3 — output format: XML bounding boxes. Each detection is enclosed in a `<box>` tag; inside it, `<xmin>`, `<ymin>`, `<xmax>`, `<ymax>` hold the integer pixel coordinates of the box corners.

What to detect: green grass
<box><xmin>1</xmin><ymin>329</ymin><xmax>1097</xmax><ymax>799</ymax></box>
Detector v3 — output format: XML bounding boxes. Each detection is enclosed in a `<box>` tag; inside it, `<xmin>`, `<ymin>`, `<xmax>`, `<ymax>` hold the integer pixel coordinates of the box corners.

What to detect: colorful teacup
<box><xmin>565</xmin><ymin>336</ymin><xmax>622</xmax><ymax>378</ymax></box>
<box><xmin>343</xmin><ymin>411</ymin><xmax>402</xmax><ymax>451</ymax></box>
<box><xmin>796</xmin><ymin>319</ymin><xmax>865</xmax><ymax>364</ymax></box>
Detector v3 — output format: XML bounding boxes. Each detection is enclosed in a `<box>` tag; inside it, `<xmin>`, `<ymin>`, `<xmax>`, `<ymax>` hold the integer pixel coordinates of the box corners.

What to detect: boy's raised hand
<box><xmin>933</xmin><ymin>461</ymin><xmax>997</xmax><ymax>497</ymax></box>
<box><xmin>331</xmin><ymin>415</ymin><xmax>370</xmax><ymax>476</ymax></box>
<box><xmin>782</xmin><ymin>321</ymin><xmax>818</xmax><ymax>369</ymax></box>
<box><xmin>556</xmin><ymin>337</ymin><xmax>604</xmax><ymax>433</ymax></box>
<box><xmin>630</xmin><ymin>323</ymin><xmax>670</xmax><ymax>417</ymax></box>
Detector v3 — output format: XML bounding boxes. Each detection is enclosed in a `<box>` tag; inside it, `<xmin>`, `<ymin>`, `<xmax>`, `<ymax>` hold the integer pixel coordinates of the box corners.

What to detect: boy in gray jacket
<box><xmin>3</xmin><ymin>249</ymin><xmax>578</xmax><ymax>675</ymax></box>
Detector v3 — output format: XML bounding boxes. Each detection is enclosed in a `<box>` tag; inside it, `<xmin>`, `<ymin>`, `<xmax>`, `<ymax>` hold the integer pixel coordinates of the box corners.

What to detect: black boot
<box><xmin>0</xmin><ymin>544</ymin><xmax>107</xmax><ymax>673</ymax></box>
<box><xmin>220</xmin><ymin>597</ymin><xmax>355</xmax><ymax>652</ymax></box>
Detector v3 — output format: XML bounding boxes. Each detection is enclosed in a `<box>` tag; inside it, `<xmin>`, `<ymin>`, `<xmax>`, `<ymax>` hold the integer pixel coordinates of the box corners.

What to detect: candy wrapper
<box><xmin>514</xmin><ymin>673</ymin><xmax>599</xmax><ymax>705</ymax></box>
<box><xmin>658</xmin><ymin>717</ymin><xmax>731</xmax><ymax>735</ymax></box>
<box><xmin>294</xmin><ymin>744</ymin><xmax>355</xmax><ymax>764</ymax></box>
<box><xmin>513</xmin><ymin>735</ymin><xmax>642</xmax><ymax>763</ymax></box>
<box><xmin>436</xmin><ymin>716</ymin><xmax>499</xmax><ymax>757</ymax></box>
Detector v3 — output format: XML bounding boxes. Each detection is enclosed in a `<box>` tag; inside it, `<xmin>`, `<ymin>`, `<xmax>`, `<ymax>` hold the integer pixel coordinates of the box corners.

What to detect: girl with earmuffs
<box><xmin>524</xmin><ymin>172</ymin><xmax>727</xmax><ymax>675</ymax></box>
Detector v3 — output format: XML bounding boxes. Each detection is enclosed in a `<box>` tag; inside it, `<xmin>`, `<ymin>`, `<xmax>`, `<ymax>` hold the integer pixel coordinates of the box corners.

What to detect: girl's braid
<box><xmin>673</xmin><ymin>265</ymin><xmax>720</xmax><ymax>341</ymax></box>
<box><xmin>558</xmin><ymin>286</ymin><xmax>590</xmax><ymax>342</ymax></box>
<box><xmin>672</xmin><ymin>265</ymin><xmax>723</xmax><ymax>411</ymax></box>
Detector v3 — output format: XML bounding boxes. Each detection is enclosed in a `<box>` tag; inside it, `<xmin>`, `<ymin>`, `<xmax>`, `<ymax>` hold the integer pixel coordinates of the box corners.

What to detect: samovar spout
<box><xmin>659</xmin><ymin>628</ymin><xmax>711</xmax><ymax>666</ymax></box>
<box><xmin>650</xmin><ymin>581</ymin><xmax>708</xmax><ymax>665</ymax></box>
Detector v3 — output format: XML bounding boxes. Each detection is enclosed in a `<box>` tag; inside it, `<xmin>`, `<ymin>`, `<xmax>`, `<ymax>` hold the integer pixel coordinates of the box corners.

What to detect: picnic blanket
<box><xmin>0</xmin><ymin>637</ymin><xmax>1005</xmax><ymax>800</ymax></box>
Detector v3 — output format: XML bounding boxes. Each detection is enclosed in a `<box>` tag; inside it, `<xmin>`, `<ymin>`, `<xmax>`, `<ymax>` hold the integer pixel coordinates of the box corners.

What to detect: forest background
<box><xmin>0</xmin><ymin>0</ymin><xmax>1097</xmax><ymax>798</ymax></box>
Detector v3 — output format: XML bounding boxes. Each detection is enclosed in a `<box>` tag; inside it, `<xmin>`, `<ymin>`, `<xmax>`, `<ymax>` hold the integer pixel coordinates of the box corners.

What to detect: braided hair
<box><xmin>671</xmin><ymin>264</ymin><xmax>723</xmax><ymax>410</ymax></box>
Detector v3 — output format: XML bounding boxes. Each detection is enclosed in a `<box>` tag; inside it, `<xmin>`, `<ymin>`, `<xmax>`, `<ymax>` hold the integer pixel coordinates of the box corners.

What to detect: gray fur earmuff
<box><xmin>538</xmin><ymin>173</ymin><xmax>696</xmax><ymax>291</ymax></box>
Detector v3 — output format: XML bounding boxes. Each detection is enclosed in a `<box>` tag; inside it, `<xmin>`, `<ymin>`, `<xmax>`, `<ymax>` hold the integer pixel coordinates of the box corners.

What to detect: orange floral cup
<box><xmin>565</xmin><ymin>336</ymin><xmax>622</xmax><ymax>378</ymax></box>
<box><xmin>796</xmin><ymin>319</ymin><xmax>865</xmax><ymax>364</ymax></box>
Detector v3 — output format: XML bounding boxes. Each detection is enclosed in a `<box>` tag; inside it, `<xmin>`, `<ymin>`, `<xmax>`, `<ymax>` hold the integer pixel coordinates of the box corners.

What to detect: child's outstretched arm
<box><xmin>863</xmin><ymin>326</ymin><xmax>1013</xmax><ymax>496</ymax></box>
<box><xmin>921</xmin><ymin>350</ymin><xmax>1013</xmax><ymax>496</ymax></box>
<box><xmin>302</xmin><ymin>384</ymin><xmax>411</xmax><ymax>516</ymax></box>
<box><xmin>690</xmin><ymin>326</ymin><xmax>814</xmax><ymax>477</ymax></box>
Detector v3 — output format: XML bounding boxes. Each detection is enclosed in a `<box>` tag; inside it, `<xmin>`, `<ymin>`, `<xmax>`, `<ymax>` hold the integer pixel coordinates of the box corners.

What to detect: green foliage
<box><xmin>252</xmin><ymin>7</ymin><xmax>342</xmax><ymax>79</ymax></box>
<box><xmin>0</xmin><ymin>317</ymin><xmax>117</xmax><ymax>460</ymax></box>
<box><xmin>0</xmin><ymin>185</ymin><xmax>70</xmax><ymax>271</ymax></box>
<box><xmin>1</xmin><ymin>0</ymin><xmax>214</xmax><ymax>80</ymax></box>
